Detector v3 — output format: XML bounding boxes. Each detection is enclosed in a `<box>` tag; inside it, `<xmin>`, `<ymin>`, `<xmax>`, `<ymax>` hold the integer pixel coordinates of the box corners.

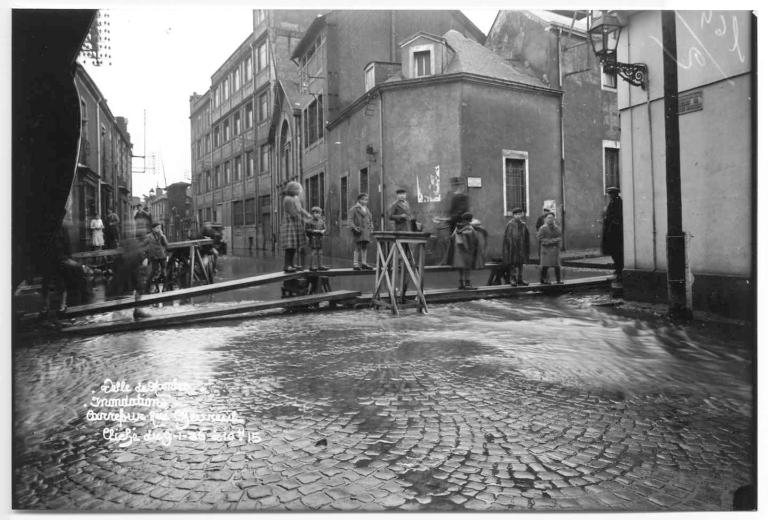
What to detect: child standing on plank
<box><xmin>305</xmin><ymin>206</ymin><xmax>329</xmax><ymax>271</ymax></box>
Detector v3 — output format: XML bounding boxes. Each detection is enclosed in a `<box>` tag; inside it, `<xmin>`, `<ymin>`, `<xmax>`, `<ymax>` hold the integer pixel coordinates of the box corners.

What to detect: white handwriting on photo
<box><xmin>85</xmin><ymin>378</ymin><xmax>263</xmax><ymax>448</ymax></box>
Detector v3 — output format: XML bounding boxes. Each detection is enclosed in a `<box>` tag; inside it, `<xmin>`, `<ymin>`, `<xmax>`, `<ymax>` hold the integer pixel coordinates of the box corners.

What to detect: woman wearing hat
<box><xmin>602</xmin><ymin>186</ymin><xmax>623</xmax><ymax>279</ymax></box>
<box><xmin>280</xmin><ymin>181</ymin><xmax>312</xmax><ymax>272</ymax></box>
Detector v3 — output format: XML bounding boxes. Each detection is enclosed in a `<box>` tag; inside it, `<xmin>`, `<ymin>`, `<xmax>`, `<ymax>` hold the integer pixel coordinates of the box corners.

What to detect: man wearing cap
<box><xmin>388</xmin><ymin>188</ymin><xmax>415</xmax><ymax>232</ymax></box>
<box><xmin>144</xmin><ymin>221</ymin><xmax>170</xmax><ymax>294</ymax></box>
<box><xmin>502</xmin><ymin>207</ymin><xmax>531</xmax><ymax>286</ymax></box>
<box><xmin>602</xmin><ymin>186</ymin><xmax>623</xmax><ymax>279</ymax></box>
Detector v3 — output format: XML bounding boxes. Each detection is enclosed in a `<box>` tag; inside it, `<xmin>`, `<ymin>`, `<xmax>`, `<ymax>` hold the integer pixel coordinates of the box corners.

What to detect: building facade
<box><xmin>485</xmin><ymin>10</ymin><xmax>621</xmax><ymax>250</ymax></box>
<box><xmin>323</xmin><ymin>29</ymin><xmax>562</xmax><ymax>260</ymax></box>
<box><xmin>190</xmin><ymin>10</ymin><xmax>319</xmax><ymax>255</ymax></box>
<box><xmin>70</xmin><ymin>64</ymin><xmax>133</xmax><ymax>251</ymax></box>
<box><xmin>612</xmin><ymin>10</ymin><xmax>754</xmax><ymax>319</ymax></box>
<box><xmin>288</xmin><ymin>10</ymin><xmax>486</xmax><ymax>259</ymax></box>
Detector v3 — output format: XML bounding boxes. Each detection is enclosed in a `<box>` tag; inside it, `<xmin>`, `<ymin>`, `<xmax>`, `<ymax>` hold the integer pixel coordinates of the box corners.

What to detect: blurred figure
<box><xmin>40</xmin><ymin>223</ymin><xmax>89</xmax><ymax>316</ymax></box>
<box><xmin>133</xmin><ymin>205</ymin><xmax>151</xmax><ymax>239</ymax></box>
<box><xmin>602</xmin><ymin>186</ymin><xmax>624</xmax><ymax>280</ymax></box>
<box><xmin>144</xmin><ymin>222</ymin><xmax>169</xmax><ymax>294</ymax></box>
<box><xmin>107</xmin><ymin>208</ymin><xmax>120</xmax><ymax>249</ymax></box>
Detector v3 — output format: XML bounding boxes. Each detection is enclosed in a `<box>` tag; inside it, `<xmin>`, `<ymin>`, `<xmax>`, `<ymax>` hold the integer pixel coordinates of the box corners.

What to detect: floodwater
<box><xmin>13</xmin><ymin>293</ymin><xmax>754</xmax><ymax>510</ymax></box>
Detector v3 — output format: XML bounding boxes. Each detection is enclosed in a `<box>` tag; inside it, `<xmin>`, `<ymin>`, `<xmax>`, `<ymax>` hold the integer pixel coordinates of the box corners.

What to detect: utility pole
<box><xmin>661</xmin><ymin>11</ymin><xmax>692</xmax><ymax>320</ymax></box>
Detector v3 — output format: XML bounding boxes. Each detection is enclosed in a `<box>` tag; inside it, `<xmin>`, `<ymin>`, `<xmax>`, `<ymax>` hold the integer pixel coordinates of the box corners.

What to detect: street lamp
<box><xmin>587</xmin><ymin>11</ymin><xmax>648</xmax><ymax>90</ymax></box>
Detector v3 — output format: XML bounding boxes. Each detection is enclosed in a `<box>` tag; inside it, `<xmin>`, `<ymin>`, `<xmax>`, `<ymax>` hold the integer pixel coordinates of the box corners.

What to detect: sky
<box><xmin>77</xmin><ymin>7</ymin><xmax>500</xmax><ymax>199</ymax></box>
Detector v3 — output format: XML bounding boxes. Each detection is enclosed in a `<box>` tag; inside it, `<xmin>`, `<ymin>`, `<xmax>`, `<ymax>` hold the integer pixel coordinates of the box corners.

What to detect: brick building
<box><xmin>69</xmin><ymin>64</ymin><xmax>133</xmax><ymax>250</ymax></box>
<box><xmin>485</xmin><ymin>10</ymin><xmax>620</xmax><ymax>250</ymax></box>
<box><xmin>190</xmin><ymin>10</ymin><xmax>319</xmax><ymax>255</ymax></box>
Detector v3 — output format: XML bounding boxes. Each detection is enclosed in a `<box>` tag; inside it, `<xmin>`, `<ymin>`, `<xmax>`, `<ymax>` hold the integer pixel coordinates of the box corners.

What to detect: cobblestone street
<box><xmin>13</xmin><ymin>294</ymin><xmax>754</xmax><ymax>512</ymax></box>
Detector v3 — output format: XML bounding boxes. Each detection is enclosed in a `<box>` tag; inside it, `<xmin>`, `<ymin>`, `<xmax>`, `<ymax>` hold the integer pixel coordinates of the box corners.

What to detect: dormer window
<box><xmin>364</xmin><ymin>63</ymin><xmax>375</xmax><ymax>92</ymax></box>
<box><xmin>410</xmin><ymin>44</ymin><xmax>435</xmax><ymax>78</ymax></box>
<box><xmin>414</xmin><ymin>51</ymin><xmax>431</xmax><ymax>76</ymax></box>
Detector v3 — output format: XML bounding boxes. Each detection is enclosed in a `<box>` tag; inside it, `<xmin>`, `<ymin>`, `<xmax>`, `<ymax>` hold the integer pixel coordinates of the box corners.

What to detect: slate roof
<box><xmin>442</xmin><ymin>30</ymin><xmax>546</xmax><ymax>88</ymax></box>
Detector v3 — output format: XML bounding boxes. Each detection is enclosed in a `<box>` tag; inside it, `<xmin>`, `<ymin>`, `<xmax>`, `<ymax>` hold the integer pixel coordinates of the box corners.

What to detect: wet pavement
<box><xmin>12</xmin><ymin>277</ymin><xmax>754</xmax><ymax>511</ymax></box>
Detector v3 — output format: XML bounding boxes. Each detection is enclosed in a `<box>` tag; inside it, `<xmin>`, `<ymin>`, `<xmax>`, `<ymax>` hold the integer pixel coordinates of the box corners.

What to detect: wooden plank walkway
<box><xmin>61</xmin><ymin>290</ymin><xmax>360</xmax><ymax>335</ymax></box>
<box><xmin>357</xmin><ymin>275</ymin><xmax>614</xmax><ymax>306</ymax></box>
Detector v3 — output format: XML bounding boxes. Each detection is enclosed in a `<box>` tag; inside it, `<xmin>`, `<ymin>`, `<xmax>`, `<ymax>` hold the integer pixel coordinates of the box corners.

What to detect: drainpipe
<box><xmin>390</xmin><ymin>11</ymin><xmax>396</xmax><ymax>62</ymax></box>
<box><xmin>661</xmin><ymin>11</ymin><xmax>691</xmax><ymax>319</ymax></box>
<box><xmin>645</xmin><ymin>83</ymin><xmax>658</xmax><ymax>271</ymax></box>
<box><xmin>379</xmin><ymin>90</ymin><xmax>385</xmax><ymax>231</ymax></box>
<box><xmin>556</xmin><ymin>28</ymin><xmax>566</xmax><ymax>250</ymax></box>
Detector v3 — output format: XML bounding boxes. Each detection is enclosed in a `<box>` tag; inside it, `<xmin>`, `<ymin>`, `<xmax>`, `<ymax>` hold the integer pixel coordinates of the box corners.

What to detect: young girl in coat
<box><xmin>349</xmin><ymin>193</ymin><xmax>373</xmax><ymax>270</ymax></box>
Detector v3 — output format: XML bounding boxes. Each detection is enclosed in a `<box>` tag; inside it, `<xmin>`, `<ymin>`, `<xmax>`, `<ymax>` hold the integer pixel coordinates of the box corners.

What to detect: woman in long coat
<box><xmin>502</xmin><ymin>208</ymin><xmax>530</xmax><ymax>286</ymax></box>
<box><xmin>280</xmin><ymin>181</ymin><xmax>312</xmax><ymax>272</ymax></box>
<box><xmin>537</xmin><ymin>212</ymin><xmax>562</xmax><ymax>284</ymax></box>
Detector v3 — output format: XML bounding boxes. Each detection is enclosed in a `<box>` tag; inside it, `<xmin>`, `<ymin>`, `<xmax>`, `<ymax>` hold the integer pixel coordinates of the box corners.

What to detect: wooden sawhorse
<box><xmin>371</xmin><ymin>231</ymin><xmax>431</xmax><ymax>315</ymax></box>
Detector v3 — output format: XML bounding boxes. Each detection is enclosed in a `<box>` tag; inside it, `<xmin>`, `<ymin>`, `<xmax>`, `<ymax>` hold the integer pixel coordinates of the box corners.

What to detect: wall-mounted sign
<box><xmin>467</xmin><ymin>177</ymin><xmax>482</xmax><ymax>188</ymax></box>
<box><xmin>678</xmin><ymin>90</ymin><xmax>703</xmax><ymax>115</ymax></box>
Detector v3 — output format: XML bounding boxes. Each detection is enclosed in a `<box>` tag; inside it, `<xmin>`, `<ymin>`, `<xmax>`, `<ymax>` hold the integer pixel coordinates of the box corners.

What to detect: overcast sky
<box><xmin>78</xmin><ymin>8</ymin><xmax>500</xmax><ymax>198</ymax></box>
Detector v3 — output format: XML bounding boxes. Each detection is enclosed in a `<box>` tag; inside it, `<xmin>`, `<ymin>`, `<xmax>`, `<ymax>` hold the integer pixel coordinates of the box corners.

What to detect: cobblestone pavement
<box><xmin>13</xmin><ymin>294</ymin><xmax>754</xmax><ymax>511</ymax></box>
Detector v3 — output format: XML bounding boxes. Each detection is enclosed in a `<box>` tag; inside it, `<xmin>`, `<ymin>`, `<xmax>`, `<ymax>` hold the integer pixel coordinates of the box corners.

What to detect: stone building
<box><xmin>608</xmin><ymin>10</ymin><xmax>754</xmax><ymax>319</ymax></box>
<box><xmin>288</xmin><ymin>10</ymin><xmax>486</xmax><ymax>259</ymax></box>
<box><xmin>70</xmin><ymin>64</ymin><xmax>133</xmax><ymax>251</ymax></box>
<box><xmin>322</xmin><ymin>28</ymin><xmax>562</xmax><ymax>260</ymax></box>
<box><xmin>485</xmin><ymin>10</ymin><xmax>621</xmax><ymax>250</ymax></box>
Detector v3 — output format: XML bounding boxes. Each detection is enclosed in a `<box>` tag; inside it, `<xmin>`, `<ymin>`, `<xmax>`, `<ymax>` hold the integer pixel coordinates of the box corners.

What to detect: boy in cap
<box><xmin>305</xmin><ymin>206</ymin><xmax>329</xmax><ymax>271</ymax></box>
<box><xmin>388</xmin><ymin>188</ymin><xmax>414</xmax><ymax>232</ymax></box>
<box><xmin>502</xmin><ymin>207</ymin><xmax>530</xmax><ymax>286</ymax></box>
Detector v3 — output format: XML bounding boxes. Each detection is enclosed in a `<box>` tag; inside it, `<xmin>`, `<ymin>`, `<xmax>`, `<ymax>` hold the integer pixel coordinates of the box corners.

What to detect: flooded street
<box><xmin>13</xmin><ymin>295</ymin><xmax>754</xmax><ymax>511</ymax></box>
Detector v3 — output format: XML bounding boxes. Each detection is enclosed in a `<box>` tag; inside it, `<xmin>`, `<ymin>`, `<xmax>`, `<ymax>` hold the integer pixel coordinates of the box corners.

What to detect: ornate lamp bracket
<box><xmin>603</xmin><ymin>59</ymin><xmax>648</xmax><ymax>90</ymax></box>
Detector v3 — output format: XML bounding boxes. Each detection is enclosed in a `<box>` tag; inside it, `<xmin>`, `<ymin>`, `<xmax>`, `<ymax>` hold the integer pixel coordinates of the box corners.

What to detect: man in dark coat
<box><xmin>602</xmin><ymin>186</ymin><xmax>624</xmax><ymax>279</ymax></box>
<box><xmin>502</xmin><ymin>208</ymin><xmax>531</xmax><ymax>286</ymax></box>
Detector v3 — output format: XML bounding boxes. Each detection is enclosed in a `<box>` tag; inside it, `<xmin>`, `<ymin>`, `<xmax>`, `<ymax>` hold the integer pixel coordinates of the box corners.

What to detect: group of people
<box><xmin>279</xmin><ymin>179</ymin><xmax>624</xmax><ymax>288</ymax></box>
<box><xmin>89</xmin><ymin>208</ymin><xmax>122</xmax><ymax>250</ymax></box>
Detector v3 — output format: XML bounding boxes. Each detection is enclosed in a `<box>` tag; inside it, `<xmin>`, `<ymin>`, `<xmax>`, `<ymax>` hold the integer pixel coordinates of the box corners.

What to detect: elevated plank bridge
<box><xmin>22</xmin><ymin>232</ymin><xmax>614</xmax><ymax>335</ymax></box>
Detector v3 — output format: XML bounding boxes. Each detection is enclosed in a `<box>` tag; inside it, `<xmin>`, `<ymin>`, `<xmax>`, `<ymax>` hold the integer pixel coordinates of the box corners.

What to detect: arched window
<box><xmin>280</xmin><ymin>120</ymin><xmax>291</xmax><ymax>183</ymax></box>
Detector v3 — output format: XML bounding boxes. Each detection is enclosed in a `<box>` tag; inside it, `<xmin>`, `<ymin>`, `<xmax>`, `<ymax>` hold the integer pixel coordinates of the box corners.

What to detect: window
<box><xmin>340</xmin><ymin>176</ymin><xmax>348</xmax><ymax>220</ymax></box>
<box><xmin>205</xmin><ymin>133</ymin><xmax>211</xmax><ymax>153</ymax></box>
<box><xmin>223</xmin><ymin>120</ymin><xmax>230</xmax><ymax>141</ymax></box>
<box><xmin>214</xmin><ymin>165</ymin><xmax>221</xmax><ymax>187</ymax></box>
<box><xmin>206</xmin><ymin>170</ymin><xmax>212</xmax><ymax>191</ymax></box>
<box><xmin>364</xmin><ymin>63</ymin><xmax>375</xmax><ymax>92</ymax></box>
<box><xmin>198</xmin><ymin>209</ymin><xmax>203</xmax><ymax>226</ymax></box>
<box><xmin>359</xmin><ymin>167</ymin><xmax>368</xmax><ymax>195</ymax></box>
<box><xmin>245</xmin><ymin>198</ymin><xmax>256</xmax><ymax>224</ymax></box>
<box><xmin>257</xmin><ymin>41</ymin><xmax>268</xmax><ymax>71</ymax></box>
<box><xmin>233</xmin><ymin>67</ymin><xmax>241</xmax><ymax>92</ymax></box>
<box><xmin>196</xmin><ymin>139</ymin><xmax>202</xmax><ymax>159</ymax></box>
<box><xmin>214</xmin><ymin>126</ymin><xmax>220</xmax><ymax>147</ymax></box>
<box><xmin>603</xmin><ymin>140</ymin><xmax>620</xmax><ymax>191</ymax></box>
<box><xmin>306</xmin><ymin>173</ymin><xmax>324</xmax><ymax>209</ymax></box>
<box><xmin>223</xmin><ymin>161</ymin><xmax>231</xmax><ymax>184</ymax></box>
<box><xmin>502</xmin><ymin>150</ymin><xmax>529</xmax><ymax>216</ymax></box>
<box><xmin>258</xmin><ymin>92</ymin><xmax>268</xmax><ymax>122</ymax></box>
<box><xmin>244</xmin><ymin>55</ymin><xmax>253</xmax><ymax>82</ymax></box>
<box><xmin>234</xmin><ymin>155</ymin><xmax>242</xmax><ymax>181</ymax></box>
<box><xmin>205</xmin><ymin>207</ymin><xmax>212</xmax><ymax>222</ymax></box>
<box><xmin>260</xmin><ymin>144</ymin><xmax>269</xmax><ymax>172</ymax></box>
<box><xmin>234</xmin><ymin>112</ymin><xmax>241</xmax><ymax>135</ymax></box>
<box><xmin>304</xmin><ymin>95</ymin><xmax>324</xmax><ymax>147</ymax></box>
<box><xmin>601</xmin><ymin>63</ymin><xmax>617</xmax><ymax>90</ymax></box>
<box><xmin>245</xmin><ymin>103</ymin><xmax>253</xmax><ymax>128</ymax></box>
<box><xmin>223</xmin><ymin>76</ymin><xmax>230</xmax><ymax>100</ymax></box>
<box><xmin>246</xmin><ymin>151</ymin><xmax>254</xmax><ymax>177</ymax></box>
<box><xmin>414</xmin><ymin>49</ymin><xmax>432</xmax><ymax>77</ymax></box>
<box><xmin>233</xmin><ymin>200</ymin><xmax>244</xmax><ymax>226</ymax></box>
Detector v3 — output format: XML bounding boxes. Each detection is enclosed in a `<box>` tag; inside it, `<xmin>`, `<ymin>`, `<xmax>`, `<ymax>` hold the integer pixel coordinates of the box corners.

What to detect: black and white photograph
<box><xmin>8</xmin><ymin>2</ymin><xmax>758</xmax><ymax>516</ymax></box>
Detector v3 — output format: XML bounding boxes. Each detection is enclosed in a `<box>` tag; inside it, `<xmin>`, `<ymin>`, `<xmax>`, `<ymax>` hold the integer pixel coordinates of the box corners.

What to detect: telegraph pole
<box><xmin>661</xmin><ymin>11</ymin><xmax>691</xmax><ymax>320</ymax></box>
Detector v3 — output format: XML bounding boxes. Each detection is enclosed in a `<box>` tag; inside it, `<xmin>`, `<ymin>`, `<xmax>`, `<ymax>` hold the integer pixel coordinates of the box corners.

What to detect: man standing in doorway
<box><xmin>602</xmin><ymin>186</ymin><xmax>624</xmax><ymax>280</ymax></box>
